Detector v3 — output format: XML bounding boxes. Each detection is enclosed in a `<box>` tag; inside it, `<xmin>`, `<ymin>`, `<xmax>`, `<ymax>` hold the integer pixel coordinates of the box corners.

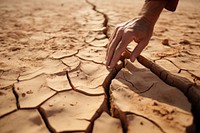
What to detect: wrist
<box><xmin>139</xmin><ymin>0</ymin><xmax>167</xmax><ymax>25</ymax></box>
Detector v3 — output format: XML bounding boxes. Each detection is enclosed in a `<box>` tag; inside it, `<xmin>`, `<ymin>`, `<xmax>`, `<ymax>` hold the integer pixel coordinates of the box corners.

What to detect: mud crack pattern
<box><xmin>0</xmin><ymin>0</ymin><xmax>200</xmax><ymax>133</ymax></box>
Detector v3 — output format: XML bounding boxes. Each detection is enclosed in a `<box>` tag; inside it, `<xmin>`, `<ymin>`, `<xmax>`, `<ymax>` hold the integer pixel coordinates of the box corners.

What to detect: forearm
<box><xmin>139</xmin><ymin>0</ymin><xmax>167</xmax><ymax>26</ymax></box>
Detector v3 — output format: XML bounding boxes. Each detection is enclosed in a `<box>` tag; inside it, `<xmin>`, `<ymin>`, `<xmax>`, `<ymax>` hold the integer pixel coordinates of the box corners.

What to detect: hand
<box><xmin>106</xmin><ymin>17</ymin><xmax>154</xmax><ymax>69</ymax></box>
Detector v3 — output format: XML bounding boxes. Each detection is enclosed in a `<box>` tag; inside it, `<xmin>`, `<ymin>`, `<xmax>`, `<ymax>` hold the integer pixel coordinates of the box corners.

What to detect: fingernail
<box><xmin>109</xmin><ymin>63</ymin><xmax>115</xmax><ymax>69</ymax></box>
<box><xmin>105</xmin><ymin>60</ymin><xmax>109</xmax><ymax>66</ymax></box>
<box><xmin>106</xmin><ymin>66</ymin><xmax>112</xmax><ymax>71</ymax></box>
<box><xmin>109</xmin><ymin>65</ymin><xmax>113</xmax><ymax>69</ymax></box>
<box><xmin>130</xmin><ymin>56</ymin><xmax>136</xmax><ymax>62</ymax></box>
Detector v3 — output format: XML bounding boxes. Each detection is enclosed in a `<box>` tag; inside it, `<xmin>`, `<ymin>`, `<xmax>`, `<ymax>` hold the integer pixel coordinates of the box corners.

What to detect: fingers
<box><xmin>107</xmin><ymin>23</ymin><xmax>126</xmax><ymax>46</ymax></box>
<box><xmin>109</xmin><ymin>33</ymin><xmax>134</xmax><ymax>68</ymax></box>
<box><xmin>106</xmin><ymin>21</ymin><xmax>131</xmax><ymax>60</ymax></box>
<box><xmin>106</xmin><ymin>27</ymin><xmax>123</xmax><ymax>67</ymax></box>
<box><xmin>130</xmin><ymin>39</ymin><xmax>149</xmax><ymax>62</ymax></box>
<box><xmin>106</xmin><ymin>17</ymin><xmax>152</xmax><ymax>68</ymax></box>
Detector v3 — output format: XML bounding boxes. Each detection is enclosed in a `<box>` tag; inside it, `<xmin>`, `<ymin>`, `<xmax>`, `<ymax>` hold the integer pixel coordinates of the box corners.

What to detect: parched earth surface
<box><xmin>0</xmin><ymin>0</ymin><xmax>200</xmax><ymax>133</ymax></box>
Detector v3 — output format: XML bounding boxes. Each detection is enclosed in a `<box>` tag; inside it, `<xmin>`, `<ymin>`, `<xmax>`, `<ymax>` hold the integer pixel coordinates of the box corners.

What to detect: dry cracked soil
<box><xmin>0</xmin><ymin>0</ymin><xmax>200</xmax><ymax>133</ymax></box>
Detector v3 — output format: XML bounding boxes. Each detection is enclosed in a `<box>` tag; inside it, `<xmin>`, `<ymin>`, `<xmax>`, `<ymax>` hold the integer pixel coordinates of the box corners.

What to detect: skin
<box><xmin>106</xmin><ymin>0</ymin><xmax>168</xmax><ymax>69</ymax></box>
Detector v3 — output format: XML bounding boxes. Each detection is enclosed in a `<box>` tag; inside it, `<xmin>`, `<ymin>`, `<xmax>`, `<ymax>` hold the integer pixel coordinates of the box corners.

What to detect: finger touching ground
<box><xmin>106</xmin><ymin>26</ymin><xmax>119</xmax><ymax>57</ymax></box>
<box><xmin>130</xmin><ymin>39</ymin><xmax>149</xmax><ymax>62</ymax></box>
<box><xmin>106</xmin><ymin>26</ymin><xmax>121</xmax><ymax>59</ymax></box>
<box><xmin>106</xmin><ymin>25</ymin><xmax>125</xmax><ymax>50</ymax></box>
<box><xmin>106</xmin><ymin>27</ymin><xmax>123</xmax><ymax>67</ymax></box>
<box><xmin>108</xmin><ymin>26</ymin><xmax>119</xmax><ymax>43</ymax></box>
<box><xmin>109</xmin><ymin>34</ymin><xmax>134</xmax><ymax>68</ymax></box>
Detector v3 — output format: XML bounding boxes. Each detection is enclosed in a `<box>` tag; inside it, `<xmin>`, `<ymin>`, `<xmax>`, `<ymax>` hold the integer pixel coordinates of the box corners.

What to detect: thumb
<box><xmin>130</xmin><ymin>39</ymin><xmax>149</xmax><ymax>62</ymax></box>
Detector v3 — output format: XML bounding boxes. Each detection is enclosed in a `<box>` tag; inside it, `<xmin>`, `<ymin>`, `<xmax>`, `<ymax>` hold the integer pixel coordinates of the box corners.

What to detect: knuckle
<box><xmin>116</xmin><ymin>23</ymin><xmax>123</xmax><ymax>28</ymax></box>
<box><xmin>118</xmin><ymin>28</ymin><xmax>124</xmax><ymax>33</ymax></box>
<box><xmin>114</xmin><ymin>25</ymin><xmax>120</xmax><ymax>30</ymax></box>
<box><xmin>115</xmin><ymin>25</ymin><xmax>123</xmax><ymax>30</ymax></box>
<box><xmin>124</xmin><ymin>29</ymin><xmax>133</xmax><ymax>35</ymax></box>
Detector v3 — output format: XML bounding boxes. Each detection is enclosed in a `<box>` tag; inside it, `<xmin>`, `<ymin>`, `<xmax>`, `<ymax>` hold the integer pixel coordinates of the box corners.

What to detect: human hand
<box><xmin>106</xmin><ymin>17</ymin><xmax>154</xmax><ymax>69</ymax></box>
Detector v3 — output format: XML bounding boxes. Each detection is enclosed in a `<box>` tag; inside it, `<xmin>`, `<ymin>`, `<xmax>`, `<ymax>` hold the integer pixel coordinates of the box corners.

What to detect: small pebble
<box><xmin>22</xmin><ymin>93</ymin><xmax>26</xmax><ymax>97</ymax></box>
<box><xmin>162</xmin><ymin>39</ymin><xmax>169</xmax><ymax>46</ymax></box>
<box><xmin>180</xmin><ymin>39</ymin><xmax>191</xmax><ymax>44</ymax></box>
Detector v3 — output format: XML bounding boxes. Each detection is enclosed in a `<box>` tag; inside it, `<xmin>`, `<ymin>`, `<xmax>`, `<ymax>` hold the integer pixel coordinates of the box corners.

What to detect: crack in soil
<box><xmin>66</xmin><ymin>71</ymin><xmax>104</xmax><ymax>97</ymax></box>
<box><xmin>12</xmin><ymin>85</ymin><xmax>20</xmax><ymax>109</ymax></box>
<box><xmin>103</xmin><ymin>64</ymin><xmax>124</xmax><ymax>114</ymax></box>
<box><xmin>66</xmin><ymin>71</ymin><xmax>76</xmax><ymax>91</ymax></box>
<box><xmin>84</xmin><ymin>1</ymin><xmax>169</xmax><ymax>132</ymax></box>
<box><xmin>137</xmin><ymin>55</ymin><xmax>199</xmax><ymax>131</ymax></box>
<box><xmin>5</xmin><ymin>0</ymin><xmax>198</xmax><ymax>132</ymax></box>
<box><xmin>38</xmin><ymin>107</ymin><xmax>56</xmax><ymax>133</ymax></box>
<box><xmin>85</xmin><ymin>0</ymin><xmax>109</xmax><ymax>39</ymax></box>
<box><xmin>84</xmin><ymin>1</ymin><xmax>130</xmax><ymax>132</ymax></box>
<box><xmin>75</xmin><ymin>55</ymin><xmax>105</xmax><ymax>65</ymax></box>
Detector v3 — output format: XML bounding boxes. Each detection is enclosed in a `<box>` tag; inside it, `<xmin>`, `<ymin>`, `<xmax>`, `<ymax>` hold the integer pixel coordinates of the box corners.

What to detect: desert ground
<box><xmin>0</xmin><ymin>0</ymin><xmax>200</xmax><ymax>133</ymax></box>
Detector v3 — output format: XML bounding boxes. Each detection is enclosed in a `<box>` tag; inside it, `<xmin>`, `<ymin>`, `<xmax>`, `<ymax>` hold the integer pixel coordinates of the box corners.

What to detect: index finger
<box><xmin>109</xmin><ymin>33</ymin><xmax>134</xmax><ymax>68</ymax></box>
<box><xmin>106</xmin><ymin>27</ymin><xmax>123</xmax><ymax>67</ymax></box>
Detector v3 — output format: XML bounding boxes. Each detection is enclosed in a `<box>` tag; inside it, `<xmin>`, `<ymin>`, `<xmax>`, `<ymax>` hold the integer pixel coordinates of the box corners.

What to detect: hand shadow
<box><xmin>111</xmin><ymin>60</ymin><xmax>195</xmax><ymax>132</ymax></box>
<box><xmin>115</xmin><ymin>60</ymin><xmax>191</xmax><ymax>112</ymax></box>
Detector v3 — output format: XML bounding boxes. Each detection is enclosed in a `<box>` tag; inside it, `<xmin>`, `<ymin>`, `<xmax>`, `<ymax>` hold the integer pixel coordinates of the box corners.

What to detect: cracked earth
<box><xmin>0</xmin><ymin>0</ymin><xmax>200</xmax><ymax>133</ymax></box>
